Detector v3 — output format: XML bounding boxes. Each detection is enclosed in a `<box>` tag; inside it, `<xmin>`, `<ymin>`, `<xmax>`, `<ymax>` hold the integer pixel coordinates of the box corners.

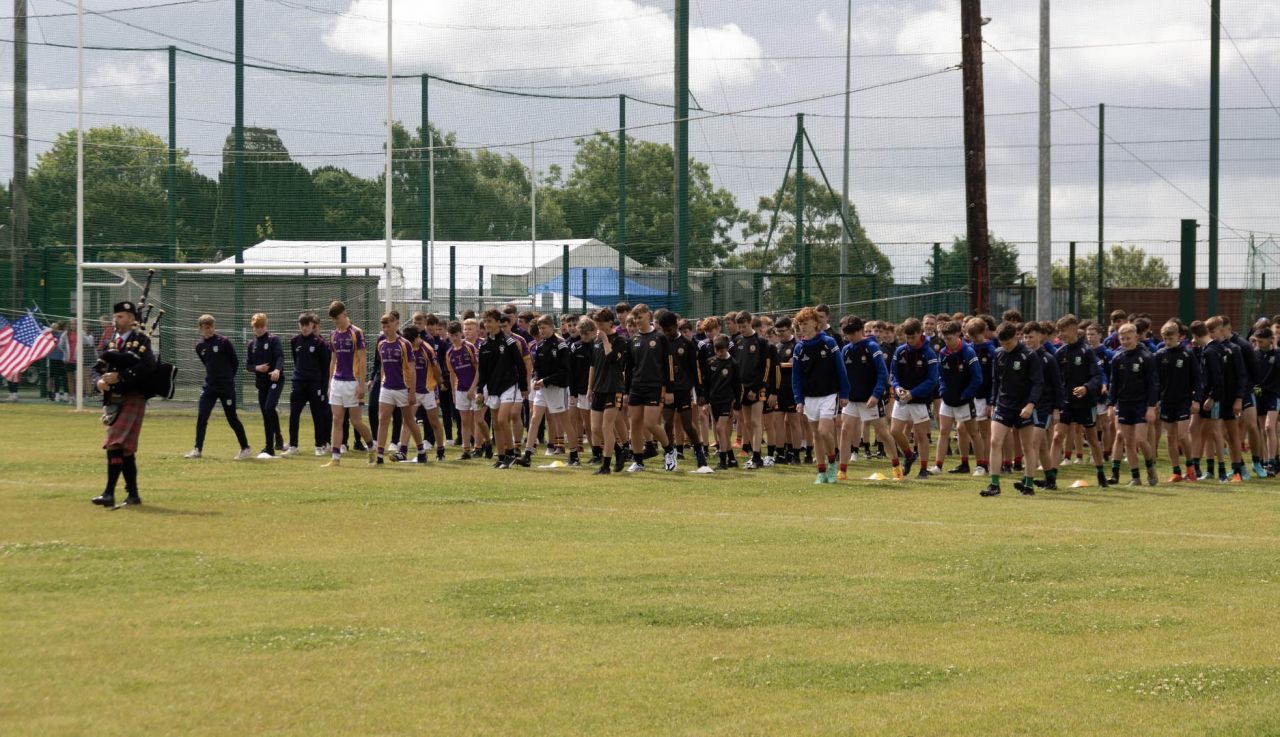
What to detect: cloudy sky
<box><xmin>3</xmin><ymin>0</ymin><xmax>1279</xmax><ymax>282</ymax></box>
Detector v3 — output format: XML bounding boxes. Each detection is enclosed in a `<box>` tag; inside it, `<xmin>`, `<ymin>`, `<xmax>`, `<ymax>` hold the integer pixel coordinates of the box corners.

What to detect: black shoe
<box><xmin>123</xmin><ymin>494</ymin><xmax>142</xmax><ymax>506</ymax></box>
<box><xmin>437</xmin><ymin>448</ymin><xmax>446</xmax><ymax>462</ymax></box>
<box><xmin>1033</xmin><ymin>478</ymin><xmax>1048</xmax><ymax>488</ymax></box>
<box><xmin>91</xmin><ymin>493</ymin><xmax>115</xmax><ymax>507</ymax></box>
<box><xmin>716</xmin><ymin>461</ymin><xmax>730</xmax><ymax>471</ymax></box>
<box><xmin>354</xmin><ymin>440</ymin><xmax>367</xmax><ymax>452</ymax></box>
<box><xmin>676</xmin><ymin>449</ymin><xmax>686</xmax><ymax>460</ymax></box>
<box><xmin>589</xmin><ymin>455</ymin><xmax>603</xmax><ymax>466</ymax></box>
<box><xmin>515</xmin><ymin>453</ymin><xmax>532</xmax><ymax>468</ymax></box>
<box><xmin>948</xmin><ymin>463</ymin><xmax>971</xmax><ymax>474</ymax></box>
<box><xmin>1146</xmin><ymin>466</ymin><xmax>1158</xmax><ymax>486</ymax></box>
<box><xmin>416</xmin><ymin>453</ymin><xmax>428</xmax><ymax>464</ymax></box>
<box><xmin>1109</xmin><ymin>471</ymin><xmax>1120</xmax><ymax>485</ymax></box>
<box><xmin>460</xmin><ymin>450</ymin><xmax>473</xmax><ymax>460</ymax></box>
<box><xmin>1042</xmin><ymin>481</ymin><xmax>1058</xmax><ymax>491</ymax></box>
<box><xmin>376</xmin><ymin>457</ymin><xmax>384</xmax><ymax>465</ymax></box>
<box><xmin>980</xmin><ymin>484</ymin><xmax>1001</xmax><ymax>497</ymax></box>
<box><xmin>917</xmin><ymin>468</ymin><xmax>930</xmax><ymax>480</ymax></box>
<box><xmin>613</xmin><ymin>452</ymin><xmax>626</xmax><ymax>473</ymax></box>
<box><xmin>484</xmin><ymin>445</ymin><xmax>494</xmax><ymax>460</ymax></box>
<box><xmin>903</xmin><ymin>453</ymin><xmax>917</xmax><ymax>475</ymax></box>
<box><xmin>1001</xmin><ymin>463</ymin><xmax>1013</xmax><ymax>474</ymax></box>
<box><xmin>728</xmin><ymin>456</ymin><xmax>740</xmax><ymax>468</ymax></box>
<box><xmin>1096</xmin><ymin>475</ymin><xmax>1109</xmax><ymax>488</ymax></box>
<box><xmin>1014</xmin><ymin>481</ymin><xmax>1035</xmax><ymax>496</ymax></box>
<box><xmin>568</xmin><ymin>453</ymin><xmax>581</xmax><ymax>467</ymax></box>
<box><xmin>593</xmin><ymin>463</ymin><xmax>611</xmax><ymax>475</ymax></box>
<box><xmin>1013</xmin><ymin>461</ymin><xmax>1024</xmax><ymax>472</ymax></box>
<box><xmin>492</xmin><ymin>457</ymin><xmax>505</xmax><ymax>469</ymax></box>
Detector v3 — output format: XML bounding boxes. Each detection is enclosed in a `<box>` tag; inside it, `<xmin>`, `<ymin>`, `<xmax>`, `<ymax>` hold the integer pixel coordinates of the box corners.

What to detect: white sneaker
<box><xmin>927</xmin><ymin>465</ymin><xmax>943</xmax><ymax>475</ymax></box>
<box><xmin>183</xmin><ymin>448</ymin><xmax>202</xmax><ymax>459</ymax></box>
<box><xmin>627</xmin><ymin>462</ymin><xmax>645</xmax><ymax>473</ymax></box>
<box><xmin>281</xmin><ymin>446</ymin><xmax>299</xmax><ymax>457</ymax></box>
<box><xmin>664</xmin><ymin>449</ymin><xmax>678</xmax><ymax>471</ymax></box>
<box><xmin>6</xmin><ymin>393</ymin><xmax>17</xmax><ymax>402</ymax></box>
<box><xmin>544</xmin><ymin>447</ymin><xmax>556</xmax><ymax>456</ymax></box>
<box><xmin>850</xmin><ymin>450</ymin><xmax>860</xmax><ymax>463</ymax></box>
<box><xmin>973</xmin><ymin>465</ymin><xmax>988</xmax><ymax>476</ymax></box>
<box><xmin>256</xmin><ymin>451</ymin><xmax>277</xmax><ymax>460</ymax></box>
<box><xmin>762</xmin><ymin>455</ymin><xmax>775</xmax><ymax>467</ymax></box>
<box><xmin>235</xmin><ymin>448</ymin><xmax>253</xmax><ymax>460</ymax></box>
<box><xmin>692</xmin><ymin>465</ymin><xmax>715</xmax><ymax>474</ymax></box>
<box><xmin>314</xmin><ymin>446</ymin><xmax>326</xmax><ymax>456</ymax></box>
<box><xmin>339</xmin><ymin>444</ymin><xmax>348</xmax><ymax>454</ymax></box>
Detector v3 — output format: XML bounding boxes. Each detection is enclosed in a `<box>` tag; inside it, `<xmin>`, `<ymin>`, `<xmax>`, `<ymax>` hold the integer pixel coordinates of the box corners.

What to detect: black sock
<box><xmin>121</xmin><ymin>454</ymin><xmax>138</xmax><ymax>494</ymax></box>
<box><xmin>1131</xmin><ymin>467</ymin><xmax>1141</xmax><ymax>479</ymax></box>
<box><xmin>767</xmin><ymin>445</ymin><xmax>776</xmax><ymax>458</ymax></box>
<box><xmin>104</xmin><ymin>449</ymin><xmax>124</xmax><ymax>496</ymax></box>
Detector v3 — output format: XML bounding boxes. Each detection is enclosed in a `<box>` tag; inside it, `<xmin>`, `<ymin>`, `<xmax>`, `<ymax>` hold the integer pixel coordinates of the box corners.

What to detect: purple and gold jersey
<box><xmin>411</xmin><ymin>342</ymin><xmax>440</xmax><ymax>394</ymax></box>
<box><xmin>378</xmin><ymin>335</ymin><xmax>413</xmax><ymax>391</ymax></box>
<box><xmin>330</xmin><ymin>325</ymin><xmax>365</xmax><ymax>381</ymax></box>
<box><xmin>448</xmin><ymin>341</ymin><xmax>478</xmax><ymax>391</ymax></box>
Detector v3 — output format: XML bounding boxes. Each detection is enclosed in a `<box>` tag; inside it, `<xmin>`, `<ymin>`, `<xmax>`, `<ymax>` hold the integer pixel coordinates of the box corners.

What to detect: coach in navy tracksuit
<box><xmin>189</xmin><ymin>314</ymin><xmax>251</xmax><ymax>458</ymax></box>
<box><xmin>246</xmin><ymin>313</ymin><xmax>285</xmax><ymax>457</ymax></box>
<box><xmin>288</xmin><ymin>312</ymin><xmax>331</xmax><ymax>454</ymax></box>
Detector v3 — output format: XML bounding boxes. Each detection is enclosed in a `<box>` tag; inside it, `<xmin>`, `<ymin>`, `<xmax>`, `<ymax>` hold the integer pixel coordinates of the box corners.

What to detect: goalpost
<box><xmin>74</xmin><ymin>260</ymin><xmax>400</xmax><ymax>412</ymax></box>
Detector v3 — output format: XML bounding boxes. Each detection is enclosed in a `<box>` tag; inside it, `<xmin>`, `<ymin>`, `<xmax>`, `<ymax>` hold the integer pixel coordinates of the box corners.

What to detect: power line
<box><xmin>1202</xmin><ymin>0</ymin><xmax>1280</xmax><ymax>126</ymax></box>
<box><xmin>257</xmin><ymin>0</ymin><xmax>674</xmax><ymax>31</ymax></box>
<box><xmin>0</xmin><ymin>0</ymin><xmax>224</xmax><ymax>20</ymax></box>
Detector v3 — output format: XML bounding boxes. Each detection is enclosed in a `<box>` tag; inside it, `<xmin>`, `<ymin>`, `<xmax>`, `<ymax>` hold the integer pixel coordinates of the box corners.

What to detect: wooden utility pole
<box><xmin>960</xmin><ymin>0</ymin><xmax>990</xmax><ymax>314</ymax></box>
<box><xmin>12</xmin><ymin>0</ymin><xmax>28</xmax><ymax>306</ymax></box>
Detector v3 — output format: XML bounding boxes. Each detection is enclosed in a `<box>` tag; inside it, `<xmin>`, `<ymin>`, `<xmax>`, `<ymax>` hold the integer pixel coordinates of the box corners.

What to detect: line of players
<box><xmin>182</xmin><ymin>299</ymin><xmax>1280</xmax><ymax>495</ymax></box>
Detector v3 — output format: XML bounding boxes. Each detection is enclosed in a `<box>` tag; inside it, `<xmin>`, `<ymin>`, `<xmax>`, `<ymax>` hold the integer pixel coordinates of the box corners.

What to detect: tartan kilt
<box><xmin>104</xmin><ymin>392</ymin><xmax>147</xmax><ymax>454</ymax></box>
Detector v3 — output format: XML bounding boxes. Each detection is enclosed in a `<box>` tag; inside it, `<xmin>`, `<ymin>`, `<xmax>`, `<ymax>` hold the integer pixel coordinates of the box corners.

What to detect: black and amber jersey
<box><xmin>590</xmin><ymin>333</ymin><xmax>629</xmax><ymax>395</ymax></box>
<box><xmin>627</xmin><ymin>329</ymin><xmax>674</xmax><ymax>391</ymax></box>
<box><xmin>704</xmin><ymin>354</ymin><xmax>742</xmax><ymax>405</ymax></box>
<box><xmin>668</xmin><ymin>334</ymin><xmax>702</xmax><ymax>393</ymax></box>
<box><xmin>733</xmin><ymin>332</ymin><xmax>772</xmax><ymax>392</ymax></box>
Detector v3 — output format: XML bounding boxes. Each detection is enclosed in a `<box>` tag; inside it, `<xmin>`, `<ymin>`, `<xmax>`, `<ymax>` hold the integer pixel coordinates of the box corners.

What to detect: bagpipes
<box><xmin>97</xmin><ymin>269</ymin><xmax>178</xmax><ymax>406</ymax></box>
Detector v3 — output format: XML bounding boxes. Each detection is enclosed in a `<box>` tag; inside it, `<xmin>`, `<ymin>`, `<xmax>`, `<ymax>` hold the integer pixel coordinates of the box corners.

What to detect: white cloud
<box><xmin>88</xmin><ymin>57</ymin><xmax>169</xmax><ymax>98</ymax></box>
<box><xmin>323</xmin><ymin>0</ymin><xmax>765</xmax><ymax>95</ymax></box>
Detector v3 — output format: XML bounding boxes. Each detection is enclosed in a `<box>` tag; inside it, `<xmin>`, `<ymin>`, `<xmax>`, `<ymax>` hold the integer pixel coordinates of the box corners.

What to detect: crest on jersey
<box><xmin>498</xmin><ymin>345</ymin><xmax>505</xmax><ymax>353</ymax></box>
<box><xmin>749</xmin><ymin>345</ymin><xmax>757</xmax><ymax>353</ymax></box>
<box><xmin>721</xmin><ymin>368</ymin><xmax>729</xmax><ymax>376</ymax></box>
<box><xmin>819</xmin><ymin>349</ymin><xmax>827</xmax><ymax>358</ymax></box>
<box><xmin>1132</xmin><ymin>362</ymin><xmax>1139</xmax><ymax>371</ymax></box>
<box><xmin>677</xmin><ymin>347</ymin><xmax>685</xmax><ymax>355</ymax></box>
<box><xmin>1013</xmin><ymin>360</ymin><xmax>1021</xmax><ymax>370</ymax></box>
<box><xmin>1074</xmin><ymin>356</ymin><xmax>1082</xmax><ymax>365</ymax></box>
<box><xmin>649</xmin><ymin>340</ymin><xmax>657</xmax><ymax>348</ymax></box>
<box><xmin>213</xmin><ymin>345</ymin><xmax>219</xmax><ymax>353</ymax></box>
<box><xmin>309</xmin><ymin>346</ymin><xmax>315</xmax><ymax>353</ymax></box>
<box><xmin>1176</xmin><ymin>358</ymin><xmax>1184</xmax><ymax>368</ymax></box>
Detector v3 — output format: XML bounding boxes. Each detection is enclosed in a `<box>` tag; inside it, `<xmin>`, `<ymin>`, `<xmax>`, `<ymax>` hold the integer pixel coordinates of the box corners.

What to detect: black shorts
<box><xmin>1258</xmin><ymin>392</ymin><xmax>1279</xmax><ymax>414</ymax></box>
<box><xmin>1031</xmin><ymin>408</ymin><xmax>1052</xmax><ymax>430</ymax></box>
<box><xmin>740</xmin><ymin>390</ymin><xmax>760</xmax><ymax>407</ymax></box>
<box><xmin>628</xmin><ymin>387</ymin><xmax>663</xmax><ymax>407</ymax></box>
<box><xmin>992</xmin><ymin>405</ymin><xmax>1031</xmax><ymax>429</ymax></box>
<box><xmin>1242</xmin><ymin>393</ymin><xmax>1256</xmax><ymax>411</ymax></box>
<box><xmin>776</xmin><ymin>398</ymin><xmax>798</xmax><ymax>413</ymax></box>
<box><xmin>1159</xmin><ymin>402</ymin><xmax>1192</xmax><ymax>423</ymax></box>
<box><xmin>1115</xmin><ymin>402</ymin><xmax>1149</xmax><ymax>426</ymax></box>
<box><xmin>1199</xmin><ymin>400</ymin><xmax>1237</xmax><ymax>421</ymax></box>
<box><xmin>590</xmin><ymin>391</ymin><xmax>624</xmax><ymax>412</ymax></box>
<box><xmin>668</xmin><ymin>389</ymin><xmax>693</xmax><ymax>411</ymax></box>
<box><xmin>1060</xmin><ymin>405</ymin><xmax>1097</xmax><ymax>428</ymax></box>
<box><xmin>710</xmin><ymin>401</ymin><xmax>734</xmax><ymax>419</ymax></box>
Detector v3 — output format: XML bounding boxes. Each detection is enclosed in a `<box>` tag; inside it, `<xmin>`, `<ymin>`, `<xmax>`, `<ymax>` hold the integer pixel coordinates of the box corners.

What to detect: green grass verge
<box><xmin>2</xmin><ymin>403</ymin><xmax>1280</xmax><ymax>736</ymax></box>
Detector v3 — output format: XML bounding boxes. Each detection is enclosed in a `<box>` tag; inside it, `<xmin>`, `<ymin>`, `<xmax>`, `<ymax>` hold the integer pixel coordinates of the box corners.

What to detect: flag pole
<box><xmin>74</xmin><ymin>0</ymin><xmax>84</xmax><ymax>411</ymax></box>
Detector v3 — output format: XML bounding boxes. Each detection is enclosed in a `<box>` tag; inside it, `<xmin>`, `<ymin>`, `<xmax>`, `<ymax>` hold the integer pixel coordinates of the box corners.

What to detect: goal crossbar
<box><xmin>80</xmin><ymin>262</ymin><xmax>389</xmax><ymax>271</ymax></box>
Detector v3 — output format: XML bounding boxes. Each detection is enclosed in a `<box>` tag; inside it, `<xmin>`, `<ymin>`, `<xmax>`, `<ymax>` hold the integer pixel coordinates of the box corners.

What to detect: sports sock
<box><xmin>1046</xmin><ymin>468</ymin><xmax>1057</xmax><ymax>483</ymax></box>
<box><xmin>104</xmin><ymin>449</ymin><xmax>124</xmax><ymax>496</ymax></box>
<box><xmin>989</xmin><ymin>473</ymin><xmax>1000</xmax><ymax>487</ymax></box>
<box><xmin>1131</xmin><ymin>467</ymin><xmax>1140</xmax><ymax>479</ymax></box>
<box><xmin>817</xmin><ymin>462</ymin><xmax>827</xmax><ymax>473</ymax></box>
<box><xmin>1172</xmin><ymin>465</ymin><xmax>1182</xmax><ymax>475</ymax></box>
<box><xmin>121</xmin><ymin>454</ymin><xmax>138</xmax><ymax>494</ymax></box>
<box><xmin>694</xmin><ymin>445</ymin><xmax>707</xmax><ymax>467</ymax></box>
<box><xmin>1112</xmin><ymin>459</ymin><xmax>1122</xmax><ymax>475</ymax></box>
<box><xmin>377</xmin><ymin>446</ymin><xmax>385</xmax><ymax>459</ymax></box>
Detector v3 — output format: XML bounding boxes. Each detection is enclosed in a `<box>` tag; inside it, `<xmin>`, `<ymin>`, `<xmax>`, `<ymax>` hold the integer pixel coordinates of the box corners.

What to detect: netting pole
<box><xmin>562</xmin><ymin>244</ymin><xmax>570</xmax><ymax>313</ymax></box>
<box><xmin>383</xmin><ymin>0</ymin><xmax>393</xmax><ymax>316</ymax></box>
<box><xmin>232</xmin><ymin>0</ymin><xmax>245</xmax><ymax>361</ymax></box>
<box><xmin>420</xmin><ymin>73</ymin><xmax>429</xmax><ymax>307</ymax></box>
<box><xmin>794</xmin><ymin>113</ymin><xmax>807</xmax><ymax>305</ymax></box>
<box><xmin>1035</xmin><ymin>0</ymin><xmax>1052</xmax><ymax>322</ymax></box>
<box><xmin>478</xmin><ymin>265</ymin><xmax>485</xmax><ymax>312</ymax></box>
<box><xmin>167</xmin><ymin>45</ymin><xmax>177</xmax><ymax>263</ymax></box>
<box><xmin>1097</xmin><ymin>102</ymin><xmax>1105</xmax><ymax>322</ymax></box>
<box><xmin>618</xmin><ymin>94</ymin><xmax>627</xmax><ymax>302</ymax></box>
<box><xmin>1208</xmin><ymin>0</ymin><xmax>1221</xmax><ymax>316</ymax></box>
<box><xmin>74</xmin><ymin>0</ymin><xmax>83</xmax><ymax>411</ymax></box>
<box><xmin>673</xmin><ymin>0</ymin><xmax>689</xmax><ymax>314</ymax></box>
<box><xmin>581</xmin><ymin>268</ymin><xmax>587</xmax><ymax>311</ymax></box>
<box><xmin>448</xmin><ymin>245</ymin><xmax>456</xmax><ymax>320</ymax></box>
<box><xmin>1180</xmin><ymin>219</ymin><xmax>1198</xmax><ymax>324</ymax></box>
<box><xmin>340</xmin><ymin>245</ymin><xmax>348</xmax><ymax>303</ymax></box>
<box><xmin>530</xmin><ymin>142</ymin><xmax>537</xmax><ymax>297</ymax></box>
<box><xmin>932</xmin><ymin>242</ymin><xmax>941</xmax><ymax>311</ymax></box>
<box><xmin>1068</xmin><ymin>240</ymin><xmax>1077</xmax><ymax>315</ymax></box>
<box><xmin>838</xmin><ymin>0</ymin><xmax>852</xmax><ymax>311</ymax></box>
<box><xmin>12</xmin><ymin>0</ymin><xmax>28</xmax><ymax>311</ymax></box>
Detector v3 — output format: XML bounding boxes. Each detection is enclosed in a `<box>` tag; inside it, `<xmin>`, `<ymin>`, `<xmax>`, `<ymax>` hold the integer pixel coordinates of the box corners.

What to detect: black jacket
<box><xmin>1108</xmin><ymin>347</ymin><xmax>1160</xmax><ymax>407</ymax></box>
<box><xmin>533</xmin><ymin>337</ymin><xmax>570</xmax><ymax>388</ymax></box>
<box><xmin>290</xmin><ymin>333</ymin><xmax>330</xmax><ymax>386</ymax></box>
<box><xmin>196</xmin><ymin>333</ymin><xmax>239</xmax><ymax>391</ymax></box>
<box><xmin>246</xmin><ymin>332</ymin><xmax>285</xmax><ymax>387</ymax></box>
<box><xmin>991</xmin><ymin>342</ymin><xmax>1043</xmax><ymax>409</ymax></box>
<box><xmin>1055</xmin><ymin>337</ymin><xmax>1103</xmax><ymax>408</ymax></box>
<box><xmin>477</xmin><ymin>334</ymin><xmax>528</xmax><ymax>395</ymax></box>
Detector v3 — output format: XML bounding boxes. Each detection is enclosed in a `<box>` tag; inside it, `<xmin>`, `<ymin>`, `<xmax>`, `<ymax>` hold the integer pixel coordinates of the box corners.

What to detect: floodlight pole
<box><xmin>960</xmin><ymin>0</ymin><xmax>991</xmax><ymax>314</ymax></box>
<box><xmin>838</xmin><ymin>0</ymin><xmax>852</xmax><ymax>309</ymax></box>
<box><xmin>531</xmin><ymin>141</ymin><xmax>538</xmax><ymax>300</ymax></box>
<box><xmin>74</xmin><ymin>0</ymin><xmax>84</xmax><ymax>411</ymax></box>
<box><xmin>383</xmin><ymin>0</ymin><xmax>393</xmax><ymax>315</ymax></box>
<box><xmin>1208</xmin><ymin>0</ymin><xmax>1221</xmax><ymax>315</ymax></box>
<box><xmin>1036</xmin><ymin>0</ymin><xmax>1052</xmax><ymax>321</ymax></box>
<box><xmin>673</xmin><ymin>0</ymin><xmax>690</xmax><ymax>314</ymax></box>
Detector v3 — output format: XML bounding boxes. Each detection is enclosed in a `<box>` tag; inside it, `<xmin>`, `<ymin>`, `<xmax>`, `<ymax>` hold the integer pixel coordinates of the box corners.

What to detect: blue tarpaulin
<box><xmin>533</xmin><ymin>268</ymin><xmax>674</xmax><ymax>310</ymax></box>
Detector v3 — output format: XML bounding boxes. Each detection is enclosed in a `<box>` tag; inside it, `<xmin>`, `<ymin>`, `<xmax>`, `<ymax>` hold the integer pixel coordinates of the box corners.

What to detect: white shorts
<box><xmin>576</xmin><ymin>393</ymin><xmax>591</xmax><ymax>410</ymax></box>
<box><xmin>379</xmin><ymin>387</ymin><xmax>410</xmax><ymax>408</ymax></box>
<box><xmin>892</xmin><ymin>402</ymin><xmax>931</xmax><ymax>424</ymax></box>
<box><xmin>940</xmin><ymin>400</ymin><xmax>976</xmax><ymax>423</ymax></box>
<box><xmin>485</xmin><ymin>385</ymin><xmax>521</xmax><ymax>410</ymax></box>
<box><xmin>535</xmin><ymin>385</ymin><xmax>568</xmax><ymax>414</ymax></box>
<box><xmin>802</xmin><ymin>393</ymin><xmax>839</xmax><ymax>422</ymax></box>
<box><xmin>454</xmin><ymin>389</ymin><xmax>479</xmax><ymax>411</ymax></box>
<box><xmin>844</xmin><ymin>399</ymin><xmax>885</xmax><ymax>422</ymax></box>
<box><xmin>974</xmin><ymin>398</ymin><xmax>990</xmax><ymax>420</ymax></box>
<box><xmin>417</xmin><ymin>391</ymin><xmax>438</xmax><ymax>411</ymax></box>
<box><xmin>329</xmin><ymin>379</ymin><xmax>360</xmax><ymax>408</ymax></box>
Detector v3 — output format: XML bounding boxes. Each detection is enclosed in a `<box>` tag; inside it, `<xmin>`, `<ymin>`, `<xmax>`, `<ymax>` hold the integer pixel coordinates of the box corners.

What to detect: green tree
<box><xmin>212</xmin><ymin>127</ymin><xmax>323</xmax><ymax>251</ymax></box>
<box><xmin>555</xmin><ymin>132</ymin><xmax>743</xmax><ymax>267</ymax></box>
<box><xmin>28</xmin><ymin>126</ymin><xmax>217</xmax><ymax>255</ymax></box>
<box><xmin>728</xmin><ymin>173</ymin><xmax>891</xmax><ymax>310</ymax></box>
<box><xmin>312</xmin><ymin>166</ymin><xmax>383</xmax><ymax>239</ymax></box>
<box><xmin>1051</xmin><ymin>244</ymin><xmax>1174</xmax><ymax>319</ymax></box>
<box><xmin>922</xmin><ymin>235</ymin><xmax>1025</xmax><ymax>289</ymax></box>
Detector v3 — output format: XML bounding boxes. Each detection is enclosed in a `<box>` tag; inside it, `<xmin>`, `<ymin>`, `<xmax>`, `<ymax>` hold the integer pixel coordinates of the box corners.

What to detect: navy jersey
<box><xmin>1108</xmin><ymin>347</ymin><xmax>1160</xmax><ymax>407</ymax></box>
<box><xmin>1036</xmin><ymin>345</ymin><xmax>1066</xmax><ymax>414</ymax></box>
<box><xmin>290</xmin><ymin>333</ymin><xmax>330</xmax><ymax>386</ymax></box>
<box><xmin>1156</xmin><ymin>343</ymin><xmax>1203</xmax><ymax>406</ymax></box>
<box><xmin>937</xmin><ymin>342</ymin><xmax>982</xmax><ymax>406</ymax></box>
<box><xmin>246</xmin><ymin>332</ymin><xmax>284</xmax><ymax>387</ymax></box>
<box><xmin>791</xmin><ymin>334</ymin><xmax>850</xmax><ymax>400</ymax></box>
<box><xmin>477</xmin><ymin>334</ymin><xmax>528</xmax><ymax>395</ymax></box>
<box><xmin>1258</xmin><ymin>348</ymin><xmax>1279</xmax><ymax>395</ymax></box>
<box><xmin>991</xmin><ymin>342</ymin><xmax>1043</xmax><ymax>410</ymax></box>
<box><xmin>196</xmin><ymin>333</ymin><xmax>239</xmax><ymax>390</ymax></box>
<box><xmin>1055</xmin><ymin>337</ymin><xmax>1103</xmax><ymax>409</ymax></box>
<box><xmin>533</xmin><ymin>337</ymin><xmax>570</xmax><ymax>388</ymax></box>
<box><xmin>1202</xmin><ymin>339</ymin><xmax>1248</xmax><ymax>404</ymax></box>
<box><xmin>841</xmin><ymin>337</ymin><xmax>888</xmax><ymax>403</ymax></box>
<box><xmin>972</xmin><ymin>339</ymin><xmax>997</xmax><ymax>401</ymax></box>
<box><xmin>890</xmin><ymin>340</ymin><xmax>939</xmax><ymax>404</ymax></box>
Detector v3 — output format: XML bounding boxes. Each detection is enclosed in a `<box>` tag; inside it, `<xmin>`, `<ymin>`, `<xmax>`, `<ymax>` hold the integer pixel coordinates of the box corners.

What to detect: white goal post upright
<box><xmin>74</xmin><ymin>261</ymin><xmax>390</xmax><ymax>411</ymax></box>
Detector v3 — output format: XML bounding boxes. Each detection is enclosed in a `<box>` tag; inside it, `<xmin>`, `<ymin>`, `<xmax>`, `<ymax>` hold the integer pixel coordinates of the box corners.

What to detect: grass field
<box><xmin>3</xmin><ymin>402</ymin><xmax>1280</xmax><ymax>736</ymax></box>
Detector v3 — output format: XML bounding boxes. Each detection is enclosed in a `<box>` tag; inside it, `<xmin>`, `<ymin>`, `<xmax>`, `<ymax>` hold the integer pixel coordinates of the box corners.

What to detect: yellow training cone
<box><xmin>866</xmin><ymin>472</ymin><xmax>888</xmax><ymax>481</ymax></box>
<box><xmin>1070</xmin><ymin>479</ymin><xmax>1090</xmax><ymax>488</ymax></box>
<box><xmin>537</xmin><ymin>461</ymin><xmax>566</xmax><ymax>469</ymax></box>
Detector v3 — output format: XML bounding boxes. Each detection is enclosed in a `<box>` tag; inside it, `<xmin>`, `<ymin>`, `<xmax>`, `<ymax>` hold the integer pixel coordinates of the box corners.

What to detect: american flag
<box><xmin>0</xmin><ymin>315</ymin><xmax>13</xmax><ymax>350</ymax></box>
<box><xmin>0</xmin><ymin>311</ymin><xmax>56</xmax><ymax>381</ymax></box>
